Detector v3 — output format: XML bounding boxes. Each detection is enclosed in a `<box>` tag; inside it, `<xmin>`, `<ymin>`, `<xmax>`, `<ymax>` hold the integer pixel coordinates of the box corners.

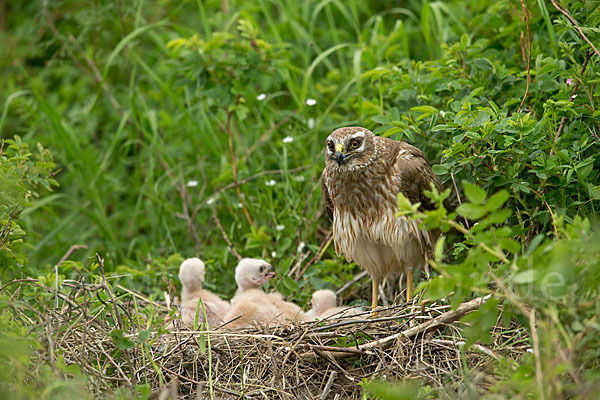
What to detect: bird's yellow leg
<box><xmin>371</xmin><ymin>278</ymin><xmax>379</xmax><ymax>314</ymax></box>
<box><xmin>406</xmin><ymin>270</ymin><xmax>413</xmax><ymax>302</ymax></box>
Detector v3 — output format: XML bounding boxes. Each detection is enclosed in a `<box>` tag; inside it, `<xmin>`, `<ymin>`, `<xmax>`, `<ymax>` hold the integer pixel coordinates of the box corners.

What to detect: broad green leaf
<box><xmin>361</xmin><ymin>67</ymin><xmax>391</xmax><ymax>81</ymax></box>
<box><xmin>464</xmin><ymin>182</ymin><xmax>487</xmax><ymax>204</ymax></box>
<box><xmin>471</xmin><ymin>111</ymin><xmax>490</xmax><ymax>127</ymax></box>
<box><xmin>485</xmin><ymin>190</ymin><xmax>510</xmax><ymax>211</ymax></box>
<box><xmin>424</xmin><ymin>276</ymin><xmax>455</xmax><ymax>300</ymax></box>
<box><xmin>371</xmin><ymin>115</ymin><xmax>390</xmax><ymax>124</ymax></box>
<box><xmin>434</xmin><ymin>236</ymin><xmax>445</xmax><ymax>262</ymax></box>
<box><xmin>456</xmin><ymin>203</ymin><xmax>487</xmax><ymax>220</ymax></box>
<box><xmin>487</xmin><ymin>209</ymin><xmax>513</xmax><ymax>224</ymax></box>
<box><xmin>277</xmin><ymin>276</ymin><xmax>299</xmax><ymax>296</ymax></box>
<box><xmin>410</xmin><ymin>105</ymin><xmax>438</xmax><ymax>114</ymax></box>
<box><xmin>461</xmin><ymin>297</ymin><xmax>499</xmax><ymax>346</ymax></box>
<box><xmin>365</xmin><ymin>380</ymin><xmax>420</xmax><ymax>399</ymax></box>
<box><xmin>397</xmin><ymin>192</ymin><xmax>420</xmax><ymax>215</ymax></box>
<box><xmin>460</xmin><ymin>33</ymin><xmax>469</xmax><ymax>48</ymax></box>
<box><xmin>473</xmin><ymin>57</ymin><xmax>495</xmax><ymax>72</ymax></box>
<box><xmin>137</xmin><ymin>329</ymin><xmax>152</xmax><ymax>344</ymax></box>
<box><xmin>384</xmin><ymin>127</ymin><xmax>405</xmax><ymax>137</ymax></box>
<box><xmin>432</xmin><ymin>164</ymin><xmax>449</xmax><ymax>174</ymax></box>
<box><xmin>514</xmin><ymin>269</ymin><xmax>536</xmax><ymax>284</ymax></box>
<box><xmin>525</xmin><ymin>234</ymin><xmax>545</xmax><ymax>256</ymax></box>
<box><xmin>498</xmin><ymin>238</ymin><xmax>520</xmax><ymax>253</ymax></box>
<box><xmin>111</xmin><ymin>329</ymin><xmax>135</xmax><ymax>350</ymax></box>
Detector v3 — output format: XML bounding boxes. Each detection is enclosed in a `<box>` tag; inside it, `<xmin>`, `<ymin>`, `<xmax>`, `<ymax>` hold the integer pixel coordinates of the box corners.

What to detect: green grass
<box><xmin>5</xmin><ymin>0</ymin><xmax>468</xmax><ymax>295</ymax></box>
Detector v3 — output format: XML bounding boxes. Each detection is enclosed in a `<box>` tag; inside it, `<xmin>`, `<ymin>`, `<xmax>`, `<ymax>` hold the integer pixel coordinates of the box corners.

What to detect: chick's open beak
<box><xmin>335</xmin><ymin>143</ymin><xmax>346</xmax><ymax>166</ymax></box>
<box><xmin>264</xmin><ymin>264</ymin><xmax>276</xmax><ymax>279</ymax></box>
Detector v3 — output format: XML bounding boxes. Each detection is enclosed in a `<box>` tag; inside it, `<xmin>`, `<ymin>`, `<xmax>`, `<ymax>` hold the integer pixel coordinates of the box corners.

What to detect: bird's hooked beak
<box><xmin>335</xmin><ymin>143</ymin><xmax>347</xmax><ymax>166</ymax></box>
<box><xmin>263</xmin><ymin>264</ymin><xmax>276</xmax><ymax>279</ymax></box>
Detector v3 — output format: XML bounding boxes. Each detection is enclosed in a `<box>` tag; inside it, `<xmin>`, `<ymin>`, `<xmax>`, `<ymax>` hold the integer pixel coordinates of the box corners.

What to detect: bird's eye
<box><xmin>327</xmin><ymin>141</ymin><xmax>334</xmax><ymax>152</ymax></box>
<box><xmin>259</xmin><ymin>266</ymin><xmax>265</xmax><ymax>272</ymax></box>
<box><xmin>350</xmin><ymin>139</ymin><xmax>361</xmax><ymax>149</ymax></box>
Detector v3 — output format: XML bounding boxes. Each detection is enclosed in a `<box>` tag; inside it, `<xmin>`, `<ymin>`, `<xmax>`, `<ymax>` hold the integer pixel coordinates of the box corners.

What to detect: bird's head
<box><xmin>235</xmin><ymin>258</ymin><xmax>276</xmax><ymax>290</ymax></box>
<box><xmin>311</xmin><ymin>289</ymin><xmax>337</xmax><ymax>314</ymax></box>
<box><xmin>325</xmin><ymin>127</ymin><xmax>377</xmax><ymax>171</ymax></box>
<box><xmin>178</xmin><ymin>257</ymin><xmax>207</xmax><ymax>290</ymax></box>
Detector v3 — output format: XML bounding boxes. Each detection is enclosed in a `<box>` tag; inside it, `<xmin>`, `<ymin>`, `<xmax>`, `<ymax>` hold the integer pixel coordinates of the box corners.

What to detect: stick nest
<box><xmin>7</xmin><ymin>279</ymin><xmax>528</xmax><ymax>399</ymax></box>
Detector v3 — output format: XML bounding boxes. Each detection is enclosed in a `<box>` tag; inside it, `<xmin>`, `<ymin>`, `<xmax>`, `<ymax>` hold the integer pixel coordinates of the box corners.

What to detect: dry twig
<box><xmin>225</xmin><ymin>98</ymin><xmax>254</xmax><ymax>227</ymax></box>
<box><xmin>549</xmin><ymin>0</ymin><xmax>600</xmax><ymax>58</ymax></box>
<box><xmin>210</xmin><ymin>205</ymin><xmax>242</xmax><ymax>261</ymax></box>
<box><xmin>96</xmin><ymin>253</ymin><xmax>137</xmax><ymax>387</ymax></box>
<box><xmin>0</xmin><ymin>203</ymin><xmax>20</xmax><ymax>249</ymax></box>
<box><xmin>56</xmin><ymin>244</ymin><xmax>88</xmax><ymax>266</ymax></box>
<box><xmin>552</xmin><ymin>50</ymin><xmax>593</xmax><ymax>147</ymax></box>
<box><xmin>517</xmin><ymin>0</ymin><xmax>532</xmax><ymax>113</ymax></box>
<box><xmin>158</xmin><ymin>155</ymin><xmax>203</xmax><ymax>253</ymax></box>
<box><xmin>359</xmin><ymin>295</ymin><xmax>492</xmax><ymax>351</ymax></box>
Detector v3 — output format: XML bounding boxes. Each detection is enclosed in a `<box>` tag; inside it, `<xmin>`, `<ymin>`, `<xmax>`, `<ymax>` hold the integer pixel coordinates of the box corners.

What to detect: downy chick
<box><xmin>179</xmin><ymin>258</ymin><xmax>230</xmax><ymax>328</ymax></box>
<box><xmin>224</xmin><ymin>258</ymin><xmax>280</xmax><ymax>328</ymax></box>
<box><xmin>225</xmin><ymin>258</ymin><xmax>308</xmax><ymax>328</ymax></box>
<box><xmin>306</xmin><ymin>289</ymin><xmax>361</xmax><ymax>320</ymax></box>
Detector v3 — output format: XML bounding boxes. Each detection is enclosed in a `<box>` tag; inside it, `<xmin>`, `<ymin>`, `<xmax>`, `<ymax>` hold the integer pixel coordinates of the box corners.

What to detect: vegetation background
<box><xmin>1</xmin><ymin>0</ymin><xmax>599</xmax><ymax>398</ymax></box>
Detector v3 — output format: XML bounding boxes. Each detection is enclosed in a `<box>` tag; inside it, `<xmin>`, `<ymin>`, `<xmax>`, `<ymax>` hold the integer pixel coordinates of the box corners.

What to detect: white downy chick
<box><xmin>224</xmin><ymin>258</ymin><xmax>280</xmax><ymax>328</ymax></box>
<box><xmin>178</xmin><ymin>258</ymin><xmax>231</xmax><ymax>328</ymax></box>
<box><xmin>225</xmin><ymin>258</ymin><xmax>308</xmax><ymax>328</ymax></box>
<box><xmin>232</xmin><ymin>258</ymin><xmax>277</xmax><ymax>298</ymax></box>
<box><xmin>267</xmin><ymin>291</ymin><xmax>309</xmax><ymax>323</ymax></box>
<box><xmin>308</xmin><ymin>289</ymin><xmax>361</xmax><ymax>320</ymax></box>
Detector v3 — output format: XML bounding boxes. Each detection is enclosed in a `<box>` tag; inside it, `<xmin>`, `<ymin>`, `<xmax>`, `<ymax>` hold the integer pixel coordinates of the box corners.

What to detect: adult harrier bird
<box><xmin>321</xmin><ymin>126</ymin><xmax>445</xmax><ymax>310</ymax></box>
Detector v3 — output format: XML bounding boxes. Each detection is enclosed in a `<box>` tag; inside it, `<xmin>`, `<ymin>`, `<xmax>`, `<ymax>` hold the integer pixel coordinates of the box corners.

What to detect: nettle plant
<box><xmin>399</xmin><ymin>183</ymin><xmax>600</xmax><ymax>397</ymax></box>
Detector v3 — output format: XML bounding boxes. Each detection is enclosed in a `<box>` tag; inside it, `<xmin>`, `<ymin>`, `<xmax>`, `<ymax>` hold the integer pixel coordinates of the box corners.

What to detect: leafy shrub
<box><xmin>0</xmin><ymin>136</ymin><xmax>57</xmax><ymax>270</ymax></box>
<box><xmin>396</xmin><ymin>184</ymin><xmax>600</xmax><ymax>398</ymax></box>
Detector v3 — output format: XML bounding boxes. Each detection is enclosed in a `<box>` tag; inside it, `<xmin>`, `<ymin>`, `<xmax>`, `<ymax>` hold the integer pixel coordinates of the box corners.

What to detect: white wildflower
<box><xmin>237</xmin><ymin>203</ymin><xmax>243</xmax><ymax>208</ymax></box>
<box><xmin>307</xmin><ymin>117</ymin><xmax>315</xmax><ymax>129</ymax></box>
<box><xmin>206</xmin><ymin>197</ymin><xmax>216</xmax><ymax>205</ymax></box>
<box><xmin>297</xmin><ymin>241</ymin><xmax>306</xmax><ymax>253</ymax></box>
<box><xmin>256</xmin><ymin>93</ymin><xmax>266</xmax><ymax>101</ymax></box>
<box><xmin>186</xmin><ymin>180</ymin><xmax>198</xmax><ymax>187</ymax></box>
<box><xmin>276</xmin><ymin>224</ymin><xmax>285</xmax><ymax>231</ymax></box>
<box><xmin>294</xmin><ymin>175</ymin><xmax>305</xmax><ymax>182</ymax></box>
<box><xmin>305</xmin><ymin>98</ymin><xmax>316</xmax><ymax>106</ymax></box>
<box><xmin>265</xmin><ymin>179</ymin><xmax>276</xmax><ymax>186</ymax></box>
<box><xmin>526</xmin><ymin>348</ymin><xmax>534</xmax><ymax>353</ymax></box>
<box><xmin>283</xmin><ymin>136</ymin><xmax>294</xmax><ymax>143</ymax></box>
<box><xmin>271</xmin><ymin>251</ymin><xmax>277</xmax><ymax>258</ymax></box>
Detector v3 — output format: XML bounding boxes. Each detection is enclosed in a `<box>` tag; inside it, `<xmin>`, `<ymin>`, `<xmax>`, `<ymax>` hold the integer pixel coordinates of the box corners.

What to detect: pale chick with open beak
<box><xmin>178</xmin><ymin>258</ymin><xmax>231</xmax><ymax>328</ymax></box>
<box><xmin>224</xmin><ymin>258</ymin><xmax>308</xmax><ymax>328</ymax></box>
<box><xmin>306</xmin><ymin>289</ymin><xmax>362</xmax><ymax>321</ymax></box>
